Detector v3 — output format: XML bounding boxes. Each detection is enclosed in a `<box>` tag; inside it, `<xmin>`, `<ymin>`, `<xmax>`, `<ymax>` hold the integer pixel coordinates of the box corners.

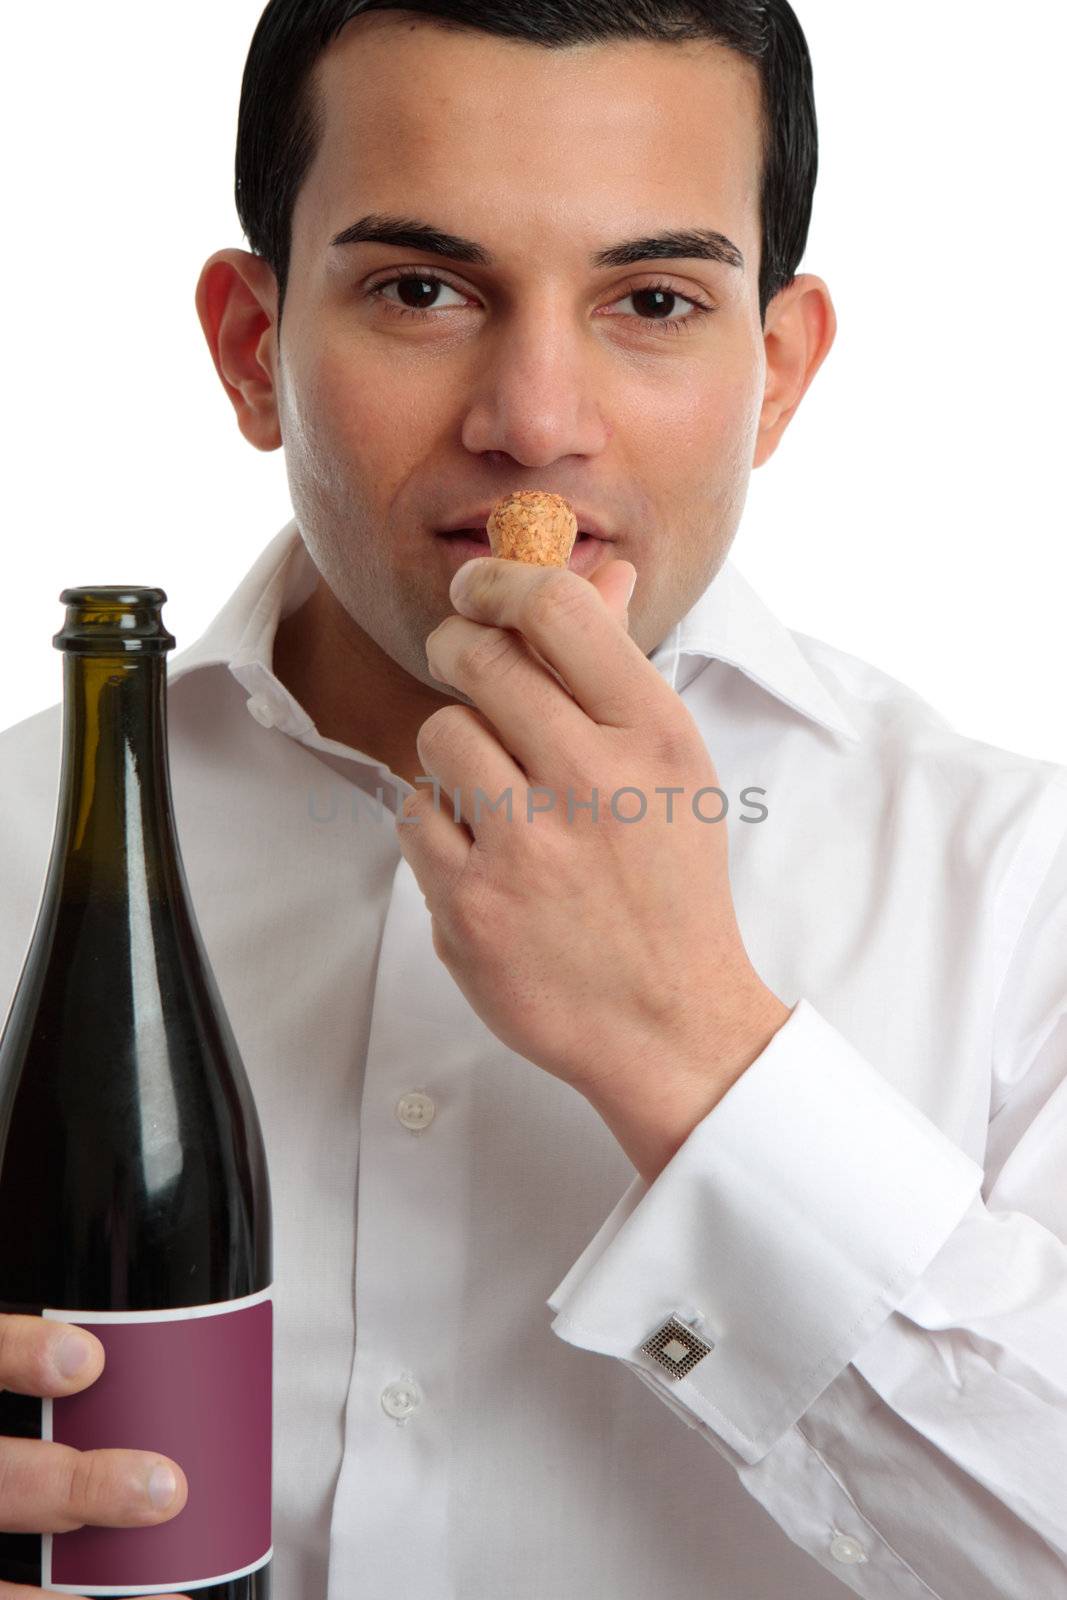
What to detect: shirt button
<box><xmin>381</xmin><ymin>1380</ymin><xmax>421</xmax><ymax>1420</ymax></box>
<box><xmin>246</xmin><ymin>694</ymin><xmax>275</xmax><ymax>729</ymax></box>
<box><xmin>396</xmin><ymin>1091</ymin><xmax>436</xmax><ymax>1132</ymax></box>
<box><xmin>829</xmin><ymin>1533</ymin><xmax>867</xmax><ymax>1565</ymax></box>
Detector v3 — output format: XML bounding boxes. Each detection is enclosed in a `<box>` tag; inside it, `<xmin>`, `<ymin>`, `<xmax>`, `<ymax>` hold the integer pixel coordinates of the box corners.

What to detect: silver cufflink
<box><xmin>640</xmin><ymin>1315</ymin><xmax>715</xmax><ymax>1379</ymax></box>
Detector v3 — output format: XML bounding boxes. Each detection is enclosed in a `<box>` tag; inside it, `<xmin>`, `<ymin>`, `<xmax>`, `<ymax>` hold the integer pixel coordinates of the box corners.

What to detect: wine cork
<box><xmin>486</xmin><ymin>491</ymin><xmax>578</xmax><ymax>568</ymax></box>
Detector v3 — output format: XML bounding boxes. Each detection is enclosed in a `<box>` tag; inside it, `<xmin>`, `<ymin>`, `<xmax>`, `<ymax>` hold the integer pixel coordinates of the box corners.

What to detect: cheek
<box><xmin>315</xmin><ymin>350</ymin><xmax>389</xmax><ymax>456</ymax></box>
<box><xmin>666</xmin><ymin>353</ymin><xmax>763</xmax><ymax>460</ymax></box>
<box><xmin>637</xmin><ymin>373</ymin><xmax>759</xmax><ymax>540</ymax></box>
<box><xmin>276</xmin><ymin>348</ymin><xmax>385</xmax><ymax>544</ymax></box>
<box><xmin>315</xmin><ymin>340</ymin><xmax>454</xmax><ymax>473</ymax></box>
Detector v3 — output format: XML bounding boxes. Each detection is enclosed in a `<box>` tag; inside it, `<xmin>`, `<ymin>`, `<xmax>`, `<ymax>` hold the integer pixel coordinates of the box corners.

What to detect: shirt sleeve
<box><xmin>546</xmin><ymin>821</ymin><xmax>1067</xmax><ymax>1597</ymax></box>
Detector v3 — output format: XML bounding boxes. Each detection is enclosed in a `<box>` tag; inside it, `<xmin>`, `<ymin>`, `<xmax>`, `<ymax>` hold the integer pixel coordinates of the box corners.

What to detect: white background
<box><xmin>1</xmin><ymin>3</ymin><xmax>1063</xmax><ymax>759</ymax></box>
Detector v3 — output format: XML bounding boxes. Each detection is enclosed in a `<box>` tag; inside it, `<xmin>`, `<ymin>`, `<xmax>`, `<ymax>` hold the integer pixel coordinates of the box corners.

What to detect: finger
<box><xmin>414</xmin><ymin>705</ymin><xmax>527</xmax><ymax>843</ymax></box>
<box><xmin>586</xmin><ymin>560</ymin><xmax>637</xmax><ymax>624</ymax></box>
<box><xmin>426</xmin><ymin>615</ymin><xmax>594</xmax><ymax>786</ymax></box>
<box><xmin>0</xmin><ymin>1316</ymin><xmax>103</xmax><ymax>1399</ymax></box>
<box><xmin>0</xmin><ymin>1436</ymin><xmax>187</xmax><ymax>1535</ymax></box>
<box><xmin>449</xmin><ymin>559</ymin><xmax>659</xmax><ymax>730</ymax></box>
<box><xmin>396</xmin><ymin>772</ymin><xmax>472</xmax><ymax>897</ymax></box>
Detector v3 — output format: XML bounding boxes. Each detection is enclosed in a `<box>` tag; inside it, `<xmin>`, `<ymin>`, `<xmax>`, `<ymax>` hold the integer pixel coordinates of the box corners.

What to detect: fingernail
<box><xmin>449</xmin><ymin>557</ymin><xmax>489</xmax><ymax>604</ymax></box>
<box><xmin>55</xmin><ymin>1332</ymin><xmax>94</xmax><ymax>1378</ymax></box>
<box><xmin>146</xmin><ymin>1463</ymin><xmax>178</xmax><ymax>1510</ymax></box>
<box><xmin>625</xmin><ymin>569</ymin><xmax>637</xmax><ymax>606</ymax></box>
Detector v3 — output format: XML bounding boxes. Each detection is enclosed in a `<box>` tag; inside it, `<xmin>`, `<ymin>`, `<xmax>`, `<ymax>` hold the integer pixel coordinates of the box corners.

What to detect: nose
<box><xmin>459</xmin><ymin>300</ymin><xmax>612</xmax><ymax>469</ymax></box>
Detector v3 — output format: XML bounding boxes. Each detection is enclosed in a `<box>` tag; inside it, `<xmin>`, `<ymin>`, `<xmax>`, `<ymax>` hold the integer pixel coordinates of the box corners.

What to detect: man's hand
<box><xmin>0</xmin><ymin>1312</ymin><xmax>189</xmax><ymax>1600</ymax></box>
<box><xmin>397</xmin><ymin>555</ymin><xmax>791</xmax><ymax>1181</ymax></box>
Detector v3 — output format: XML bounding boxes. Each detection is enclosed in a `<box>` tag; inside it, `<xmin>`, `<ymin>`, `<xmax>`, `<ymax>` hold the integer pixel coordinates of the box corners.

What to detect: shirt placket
<box><xmin>327</xmin><ymin>852</ymin><xmax>477</xmax><ymax>1600</ymax></box>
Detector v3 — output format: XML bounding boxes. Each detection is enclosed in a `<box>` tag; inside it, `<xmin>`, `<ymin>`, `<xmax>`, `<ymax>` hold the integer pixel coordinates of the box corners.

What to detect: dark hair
<box><xmin>235</xmin><ymin>0</ymin><xmax>818</xmax><ymax>330</ymax></box>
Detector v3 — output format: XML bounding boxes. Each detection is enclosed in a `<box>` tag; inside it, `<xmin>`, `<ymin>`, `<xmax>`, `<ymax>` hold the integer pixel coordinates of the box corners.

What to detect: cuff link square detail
<box><xmin>641</xmin><ymin>1315</ymin><xmax>715</xmax><ymax>1379</ymax></box>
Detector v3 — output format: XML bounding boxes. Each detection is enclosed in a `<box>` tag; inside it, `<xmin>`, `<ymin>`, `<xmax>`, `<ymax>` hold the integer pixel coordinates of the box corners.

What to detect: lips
<box><xmin>438</xmin><ymin>528</ymin><xmax>594</xmax><ymax>545</ymax></box>
<box><xmin>434</xmin><ymin>506</ymin><xmax>615</xmax><ymax>543</ymax></box>
<box><xmin>436</xmin><ymin>527</ymin><xmax>609</xmax><ymax>576</ymax></box>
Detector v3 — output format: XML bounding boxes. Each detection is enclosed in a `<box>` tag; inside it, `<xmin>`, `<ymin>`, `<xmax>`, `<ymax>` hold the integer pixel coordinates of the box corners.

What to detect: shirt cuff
<box><xmin>545</xmin><ymin>997</ymin><xmax>983</xmax><ymax>1465</ymax></box>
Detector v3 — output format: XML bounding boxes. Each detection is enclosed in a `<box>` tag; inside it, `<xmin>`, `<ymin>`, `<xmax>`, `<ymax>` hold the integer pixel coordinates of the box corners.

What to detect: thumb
<box><xmin>586</xmin><ymin>559</ymin><xmax>637</xmax><ymax>626</ymax></box>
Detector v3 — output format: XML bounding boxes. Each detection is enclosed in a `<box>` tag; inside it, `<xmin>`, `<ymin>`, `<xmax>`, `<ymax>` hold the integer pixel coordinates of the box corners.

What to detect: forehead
<box><xmin>299</xmin><ymin>13</ymin><xmax>764</xmax><ymax>264</ymax></box>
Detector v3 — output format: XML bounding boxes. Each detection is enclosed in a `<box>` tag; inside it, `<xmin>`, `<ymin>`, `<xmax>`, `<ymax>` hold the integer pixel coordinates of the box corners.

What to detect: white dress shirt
<box><xmin>2</xmin><ymin>518</ymin><xmax>1066</xmax><ymax>1600</ymax></box>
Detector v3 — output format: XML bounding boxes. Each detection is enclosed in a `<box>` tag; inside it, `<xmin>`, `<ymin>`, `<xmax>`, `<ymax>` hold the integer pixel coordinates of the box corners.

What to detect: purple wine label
<box><xmin>41</xmin><ymin>1286</ymin><xmax>272</xmax><ymax>1596</ymax></box>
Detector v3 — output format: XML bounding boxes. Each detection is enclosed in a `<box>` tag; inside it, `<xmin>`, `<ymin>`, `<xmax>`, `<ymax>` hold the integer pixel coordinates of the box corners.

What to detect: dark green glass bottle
<box><xmin>0</xmin><ymin>589</ymin><xmax>273</xmax><ymax>1597</ymax></box>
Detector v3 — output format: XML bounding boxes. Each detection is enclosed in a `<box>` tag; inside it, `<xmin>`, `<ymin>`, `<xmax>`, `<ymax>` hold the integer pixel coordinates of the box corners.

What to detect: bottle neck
<box><xmin>54</xmin><ymin>653</ymin><xmax>182</xmax><ymax>897</ymax></box>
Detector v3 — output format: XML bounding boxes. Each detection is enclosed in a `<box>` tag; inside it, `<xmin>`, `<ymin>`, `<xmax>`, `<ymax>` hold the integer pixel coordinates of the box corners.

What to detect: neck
<box><xmin>272</xmin><ymin>575</ymin><xmax>454</xmax><ymax>790</ymax></box>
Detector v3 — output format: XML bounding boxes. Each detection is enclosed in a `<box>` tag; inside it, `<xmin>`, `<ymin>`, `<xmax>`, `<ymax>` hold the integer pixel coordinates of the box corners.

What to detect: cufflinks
<box><xmin>640</xmin><ymin>1315</ymin><xmax>715</xmax><ymax>1379</ymax></box>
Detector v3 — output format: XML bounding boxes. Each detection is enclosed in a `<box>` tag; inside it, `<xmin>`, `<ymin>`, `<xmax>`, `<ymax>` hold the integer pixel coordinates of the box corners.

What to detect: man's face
<box><xmin>273</xmin><ymin>12</ymin><xmax>770</xmax><ymax>689</ymax></box>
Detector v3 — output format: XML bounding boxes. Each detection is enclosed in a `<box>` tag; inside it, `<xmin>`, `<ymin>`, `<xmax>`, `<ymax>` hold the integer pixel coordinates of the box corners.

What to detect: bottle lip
<box><xmin>54</xmin><ymin>587</ymin><xmax>176</xmax><ymax>655</ymax></box>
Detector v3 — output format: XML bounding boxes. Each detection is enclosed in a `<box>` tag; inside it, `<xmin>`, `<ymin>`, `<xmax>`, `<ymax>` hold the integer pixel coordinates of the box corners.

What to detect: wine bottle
<box><xmin>0</xmin><ymin>588</ymin><xmax>273</xmax><ymax>1597</ymax></box>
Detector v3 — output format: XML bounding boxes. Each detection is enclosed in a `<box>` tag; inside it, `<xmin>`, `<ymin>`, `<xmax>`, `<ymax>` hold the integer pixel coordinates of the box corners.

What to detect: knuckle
<box><xmin>647</xmin><ymin>708</ymin><xmax>696</xmax><ymax>770</ymax></box>
<box><xmin>0</xmin><ymin>1314</ymin><xmax>42</xmax><ymax>1396</ymax></box>
<box><xmin>417</xmin><ymin>705</ymin><xmax>467</xmax><ymax>751</ymax></box>
<box><xmin>447</xmin><ymin>891</ymin><xmax>484</xmax><ymax>946</ymax></box>
<box><xmin>0</xmin><ymin>1439</ymin><xmax>21</xmax><ymax>1525</ymax></box>
<box><xmin>527</xmin><ymin>570</ymin><xmax>588</xmax><ymax>629</ymax></box>
<box><xmin>448</xmin><ymin>867</ymin><xmax>498</xmax><ymax>943</ymax></box>
<box><xmin>456</xmin><ymin>627</ymin><xmax>521</xmax><ymax>681</ymax></box>
<box><xmin>595</xmin><ymin>673</ymin><xmax>665</xmax><ymax>732</ymax></box>
<box><xmin>68</xmin><ymin>1446</ymin><xmax>113</xmax><ymax>1522</ymax></box>
<box><xmin>0</xmin><ymin>1437</ymin><xmax>88</xmax><ymax>1536</ymax></box>
<box><xmin>404</xmin><ymin>780</ymin><xmax>436</xmax><ymax>814</ymax></box>
<box><xmin>67</xmin><ymin>1447</ymin><xmax>157</xmax><ymax>1527</ymax></box>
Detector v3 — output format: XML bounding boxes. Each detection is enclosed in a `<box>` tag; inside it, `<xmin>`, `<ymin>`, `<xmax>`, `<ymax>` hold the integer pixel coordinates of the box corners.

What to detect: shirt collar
<box><xmin>169</xmin><ymin>518</ymin><xmax>860</xmax><ymax>747</ymax></box>
<box><xmin>651</xmin><ymin>556</ymin><xmax>861</xmax><ymax>744</ymax></box>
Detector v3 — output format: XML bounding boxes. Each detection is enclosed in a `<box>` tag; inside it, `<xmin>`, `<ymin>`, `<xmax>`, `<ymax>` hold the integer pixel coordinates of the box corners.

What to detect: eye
<box><xmin>609</xmin><ymin>281</ymin><xmax>716</xmax><ymax>335</ymax></box>
<box><xmin>365</xmin><ymin>272</ymin><xmax>716</xmax><ymax>335</ymax></box>
<box><xmin>369</xmin><ymin>274</ymin><xmax>469</xmax><ymax>315</ymax></box>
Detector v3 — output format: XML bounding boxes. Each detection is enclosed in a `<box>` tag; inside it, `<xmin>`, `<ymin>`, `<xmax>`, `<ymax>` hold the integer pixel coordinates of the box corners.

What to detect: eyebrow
<box><xmin>328</xmin><ymin>213</ymin><xmax>745</xmax><ymax>272</ymax></box>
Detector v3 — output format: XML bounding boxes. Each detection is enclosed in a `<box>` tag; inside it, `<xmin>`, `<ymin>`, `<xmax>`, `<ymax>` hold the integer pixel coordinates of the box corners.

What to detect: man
<box><xmin>1</xmin><ymin>2</ymin><xmax>1065</xmax><ymax>1596</ymax></box>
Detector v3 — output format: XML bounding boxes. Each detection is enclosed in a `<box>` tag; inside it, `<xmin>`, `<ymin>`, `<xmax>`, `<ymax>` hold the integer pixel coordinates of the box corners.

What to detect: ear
<box><xmin>194</xmin><ymin>249</ymin><xmax>283</xmax><ymax>452</ymax></box>
<box><xmin>753</xmin><ymin>274</ymin><xmax>837</xmax><ymax>469</ymax></box>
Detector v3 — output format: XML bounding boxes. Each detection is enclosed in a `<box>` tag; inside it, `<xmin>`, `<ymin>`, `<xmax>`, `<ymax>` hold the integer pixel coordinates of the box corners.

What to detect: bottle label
<box><xmin>41</xmin><ymin>1286</ymin><xmax>272</xmax><ymax>1596</ymax></box>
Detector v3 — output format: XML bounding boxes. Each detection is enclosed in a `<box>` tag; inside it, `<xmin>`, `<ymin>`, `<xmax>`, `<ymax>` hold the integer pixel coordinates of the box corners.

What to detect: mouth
<box><xmin>434</xmin><ymin>527</ymin><xmax>608</xmax><ymax>574</ymax></box>
<box><xmin>436</xmin><ymin>529</ymin><xmax>597</xmax><ymax>547</ymax></box>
